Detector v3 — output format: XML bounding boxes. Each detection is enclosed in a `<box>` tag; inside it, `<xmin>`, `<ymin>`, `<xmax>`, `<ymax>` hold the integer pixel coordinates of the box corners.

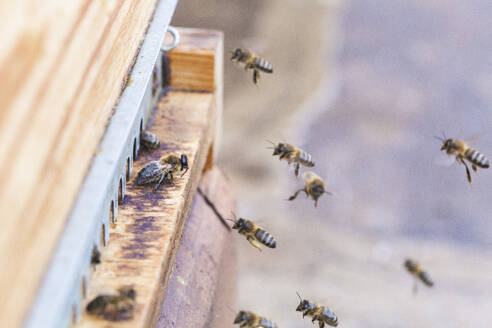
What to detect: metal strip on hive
<box><xmin>24</xmin><ymin>0</ymin><xmax>178</xmax><ymax>327</ymax></box>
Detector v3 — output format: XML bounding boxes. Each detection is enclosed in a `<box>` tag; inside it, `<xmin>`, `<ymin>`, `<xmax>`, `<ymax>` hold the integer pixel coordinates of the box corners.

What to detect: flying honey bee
<box><xmin>296</xmin><ymin>292</ymin><xmax>338</xmax><ymax>328</ymax></box>
<box><xmin>86</xmin><ymin>286</ymin><xmax>136</xmax><ymax>321</ymax></box>
<box><xmin>288</xmin><ymin>171</ymin><xmax>331</xmax><ymax>207</ymax></box>
<box><xmin>233</xmin><ymin>310</ymin><xmax>278</xmax><ymax>328</ymax></box>
<box><xmin>136</xmin><ymin>153</ymin><xmax>189</xmax><ymax>191</ymax></box>
<box><xmin>231</xmin><ymin>48</ymin><xmax>273</xmax><ymax>85</ymax></box>
<box><xmin>267</xmin><ymin>141</ymin><xmax>315</xmax><ymax>177</ymax></box>
<box><xmin>140</xmin><ymin>130</ymin><xmax>160</xmax><ymax>150</ymax></box>
<box><xmin>404</xmin><ymin>258</ymin><xmax>434</xmax><ymax>293</ymax></box>
<box><xmin>436</xmin><ymin>133</ymin><xmax>489</xmax><ymax>184</ymax></box>
<box><xmin>228</xmin><ymin>215</ymin><xmax>277</xmax><ymax>251</ymax></box>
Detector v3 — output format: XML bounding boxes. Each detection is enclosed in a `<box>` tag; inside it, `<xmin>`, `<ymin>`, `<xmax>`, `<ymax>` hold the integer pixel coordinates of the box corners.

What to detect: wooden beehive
<box><xmin>0</xmin><ymin>0</ymin><xmax>235</xmax><ymax>325</ymax></box>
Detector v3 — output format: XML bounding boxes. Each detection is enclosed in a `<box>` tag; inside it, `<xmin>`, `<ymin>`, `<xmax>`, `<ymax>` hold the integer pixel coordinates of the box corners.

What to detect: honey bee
<box><xmin>437</xmin><ymin>134</ymin><xmax>489</xmax><ymax>184</ymax></box>
<box><xmin>267</xmin><ymin>141</ymin><xmax>315</xmax><ymax>177</ymax></box>
<box><xmin>140</xmin><ymin>130</ymin><xmax>160</xmax><ymax>150</ymax></box>
<box><xmin>404</xmin><ymin>258</ymin><xmax>434</xmax><ymax>293</ymax></box>
<box><xmin>136</xmin><ymin>153</ymin><xmax>189</xmax><ymax>191</ymax></box>
<box><xmin>231</xmin><ymin>48</ymin><xmax>273</xmax><ymax>85</ymax></box>
<box><xmin>228</xmin><ymin>215</ymin><xmax>277</xmax><ymax>251</ymax></box>
<box><xmin>288</xmin><ymin>171</ymin><xmax>331</xmax><ymax>207</ymax></box>
<box><xmin>233</xmin><ymin>310</ymin><xmax>278</xmax><ymax>328</ymax></box>
<box><xmin>296</xmin><ymin>292</ymin><xmax>338</xmax><ymax>328</ymax></box>
<box><xmin>86</xmin><ymin>286</ymin><xmax>136</xmax><ymax>321</ymax></box>
<box><xmin>91</xmin><ymin>247</ymin><xmax>101</xmax><ymax>268</ymax></box>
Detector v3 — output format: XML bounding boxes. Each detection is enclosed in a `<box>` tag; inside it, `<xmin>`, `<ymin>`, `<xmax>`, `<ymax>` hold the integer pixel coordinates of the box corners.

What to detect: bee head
<box><xmin>273</xmin><ymin>143</ymin><xmax>290</xmax><ymax>156</ymax></box>
<box><xmin>231</xmin><ymin>218</ymin><xmax>246</xmax><ymax>230</ymax></box>
<box><xmin>234</xmin><ymin>311</ymin><xmax>247</xmax><ymax>324</ymax></box>
<box><xmin>231</xmin><ymin>48</ymin><xmax>242</xmax><ymax>60</ymax></box>
<box><xmin>296</xmin><ymin>299</ymin><xmax>310</xmax><ymax>312</ymax></box>
<box><xmin>180</xmin><ymin>154</ymin><xmax>189</xmax><ymax>170</ymax></box>
<box><xmin>440</xmin><ymin>139</ymin><xmax>452</xmax><ymax>151</ymax></box>
<box><xmin>404</xmin><ymin>258</ymin><xmax>417</xmax><ymax>272</ymax></box>
<box><xmin>295</xmin><ymin>292</ymin><xmax>309</xmax><ymax>311</ymax></box>
<box><xmin>118</xmin><ymin>286</ymin><xmax>136</xmax><ymax>300</ymax></box>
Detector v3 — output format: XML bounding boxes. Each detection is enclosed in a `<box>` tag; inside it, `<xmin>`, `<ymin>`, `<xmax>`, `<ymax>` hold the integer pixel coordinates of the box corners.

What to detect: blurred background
<box><xmin>174</xmin><ymin>0</ymin><xmax>492</xmax><ymax>327</ymax></box>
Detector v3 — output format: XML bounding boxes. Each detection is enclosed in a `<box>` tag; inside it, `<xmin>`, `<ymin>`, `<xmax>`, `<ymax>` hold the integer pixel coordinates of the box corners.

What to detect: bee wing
<box><xmin>465</xmin><ymin>130</ymin><xmax>490</xmax><ymax>144</ymax></box>
<box><xmin>161</xmin><ymin>163</ymin><xmax>175</xmax><ymax>170</ymax></box>
<box><xmin>240</xmin><ymin>36</ymin><xmax>268</xmax><ymax>54</ymax></box>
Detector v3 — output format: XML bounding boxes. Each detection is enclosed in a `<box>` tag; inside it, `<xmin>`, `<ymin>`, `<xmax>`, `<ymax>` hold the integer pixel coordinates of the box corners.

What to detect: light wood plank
<box><xmin>77</xmin><ymin>90</ymin><xmax>216</xmax><ymax>328</ymax></box>
<box><xmin>157</xmin><ymin>168</ymin><xmax>237</xmax><ymax>328</ymax></box>
<box><xmin>167</xmin><ymin>27</ymin><xmax>223</xmax><ymax>92</ymax></box>
<box><xmin>0</xmin><ymin>1</ymin><xmax>161</xmax><ymax>327</ymax></box>
<box><xmin>167</xmin><ymin>27</ymin><xmax>224</xmax><ymax>158</ymax></box>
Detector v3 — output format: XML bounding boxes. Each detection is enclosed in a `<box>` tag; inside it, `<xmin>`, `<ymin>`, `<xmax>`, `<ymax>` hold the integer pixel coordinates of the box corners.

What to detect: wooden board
<box><xmin>157</xmin><ymin>168</ymin><xmax>236</xmax><ymax>328</ymax></box>
<box><xmin>167</xmin><ymin>28</ymin><xmax>223</xmax><ymax>92</ymax></box>
<box><xmin>0</xmin><ymin>1</ymin><xmax>164</xmax><ymax>327</ymax></box>
<box><xmin>77</xmin><ymin>90</ymin><xmax>216</xmax><ymax>327</ymax></box>
<box><xmin>167</xmin><ymin>27</ymin><xmax>224</xmax><ymax>158</ymax></box>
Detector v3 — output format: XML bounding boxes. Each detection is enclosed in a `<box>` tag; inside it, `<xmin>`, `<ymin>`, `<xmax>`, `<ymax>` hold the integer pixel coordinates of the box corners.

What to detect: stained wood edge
<box><xmin>157</xmin><ymin>168</ymin><xmax>236</xmax><ymax>327</ymax></box>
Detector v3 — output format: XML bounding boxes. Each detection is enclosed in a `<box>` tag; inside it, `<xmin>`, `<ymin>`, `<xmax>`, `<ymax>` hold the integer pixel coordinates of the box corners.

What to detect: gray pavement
<box><xmin>176</xmin><ymin>1</ymin><xmax>492</xmax><ymax>327</ymax></box>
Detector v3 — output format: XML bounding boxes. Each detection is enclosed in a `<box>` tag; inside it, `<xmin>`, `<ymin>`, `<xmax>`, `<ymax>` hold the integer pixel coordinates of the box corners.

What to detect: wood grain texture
<box><xmin>157</xmin><ymin>168</ymin><xmax>236</xmax><ymax>328</ymax></box>
<box><xmin>167</xmin><ymin>28</ymin><xmax>223</xmax><ymax>92</ymax></box>
<box><xmin>77</xmin><ymin>90</ymin><xmax>216</xmax><ymax>328</ymax></box>
<box><xmin>167</xmin><ymin>27</ymin><xmax>224</xmax><ymax>158</ymax></box>
<box><xmin>0</xmin><ymin>1</ymin><xmax>159</xmax><ymax>327</ymax></box>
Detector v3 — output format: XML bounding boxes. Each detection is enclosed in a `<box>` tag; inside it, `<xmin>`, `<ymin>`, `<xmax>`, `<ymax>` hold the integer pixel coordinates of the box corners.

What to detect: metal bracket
<box><xmin>23</xmin><ymin>0</ymin><xmax>178</xmax><ymax>327</ymax></box>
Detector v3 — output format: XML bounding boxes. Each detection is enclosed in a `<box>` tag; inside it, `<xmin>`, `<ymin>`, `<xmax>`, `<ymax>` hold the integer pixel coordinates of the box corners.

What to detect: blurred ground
<box><xmin>174</xmin><ymin>0</ymin><xmax>492</xmax><ymax>327</ymax></box>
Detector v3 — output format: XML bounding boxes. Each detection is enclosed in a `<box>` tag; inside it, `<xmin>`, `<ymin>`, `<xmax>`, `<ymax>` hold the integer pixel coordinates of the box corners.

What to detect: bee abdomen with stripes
<box><xmin>254</xmin><ymin>57</ymin><xmax>273</xmax><ymax>73</ymax></box>
<box><xmin>418</xmin><ymin>271</ymin><xmax>434</xmax><ymax>287</ymax></box>
<box><xmin>255</xmin><ymin>229</ymin><xmax>277</xmax><ymax>248</ymax></box>
<box><xmin>465</xmin><ymin>148</ymin><xmax>490</xmax><ymax>168</ymax></box>
<box><xmin>298</xmin><ymin>151</ymin><xmax>315</xmax><ymax>167</ymax></box>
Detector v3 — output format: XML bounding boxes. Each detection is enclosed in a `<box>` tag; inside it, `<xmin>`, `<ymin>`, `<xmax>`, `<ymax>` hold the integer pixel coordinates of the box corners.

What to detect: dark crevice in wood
<box><xmin>197</xmin><ymin>187</ymin><xmax>231</xmax><ymax>231</ymax></box>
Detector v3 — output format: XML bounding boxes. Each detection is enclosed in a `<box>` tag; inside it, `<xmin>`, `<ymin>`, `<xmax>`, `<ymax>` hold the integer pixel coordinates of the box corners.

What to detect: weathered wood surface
<box><xmin>157</xmin><ymin>168</ymin><xmax>236</xmax><ymax>328</ymax></box>
<box><xmin>167</xmin><ymin>27</ymin><xmax>224</xmax><ymax>159</ymax></box>
<box><xmin>77</xmin><ymin>90</ymin><xmax>216</xmax><ymax>328</ymax></box>
<box><xmin>167</xmin><ymin>28</ymin><xmax>223</xmax><ymax>92</ymax></box>
<box><xmin>0</xmin><ymin>1</ymin><xmax>162</xmax><ymax>326</ymax></box>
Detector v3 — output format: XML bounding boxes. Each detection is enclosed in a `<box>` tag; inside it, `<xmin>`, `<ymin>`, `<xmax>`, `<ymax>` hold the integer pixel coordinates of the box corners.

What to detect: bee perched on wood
<box><xmin>267</xmin><ymin>141</ymin><xmax>315</xmax><ymax>177</ymax></box>
<box><xmin>436</xmin><ymin>133</ymin><xmax>489</xmax><ymax>184</ymax></box>
<box><xmin>86</xmin><ymin>286</ymin><xmax>136</xmax><ymax>321</ymax></box>
<box><xmin>227</xmin><ymin>215</ymin><xmax>276</xmax><ymax>251</ymax></box>
<box><xmin>296</xmin><ymin>292</ymin><xmax>338</xmax><ymax>328</ymax></box>
<box><xmin>140</xmin><ymin>130</ymin><xmax>160</xmax><ymax>150</ymax></box>
<box><xmin>231</xmin><ymin>48</ymin><xmax>273</xmax><ymax>85</ymax></box>
<box><xmin>91</xmin><ymin>247</ymin><xmax>101</xmax><ymax>268</ymax></box>
<box><xmin>233</xmin><ymin>310</ymin><xmax>278</xmax><ymax>328</ymax></box>
<box><xmin>288</xmin><ymin>171</ymin><xmax>331</xmax><ymax>207</ymax></box>
<box><xmin>136</xmin><ymin>153</ymin><xmax>189</xmax><ymax>191</ymax></box>
<box><xmin>404</xmin><ymin>258</ymin><xmax>434</xmax><ymax>293</ymax></box>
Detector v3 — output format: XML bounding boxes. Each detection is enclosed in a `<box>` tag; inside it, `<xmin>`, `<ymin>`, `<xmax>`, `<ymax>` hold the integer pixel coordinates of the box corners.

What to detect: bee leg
<box><xmin>253</xmin><ymin>69</ymin><xmax>260</xmax><ymax>85</ymax></box>
<box><xmin>472</xmin><ymin>164</ymin><xmax>478</xmax><ymax>172</ymax></box>
<box><xmin>153</xmin><ymin>172</ymin><xmax>168</xmax><ymax>192</ymax></box>
<box><xmin>413</xmin><ymin>278</ymin><xmax>418</xmax><ymax>295</ymax></box>
<box><xmin>463</xmin><ymin>160</ymin><xmax>472</xmax><ymax>184</ymax></box>
<box><xmin>180</xmin><ymin>167</ymin><xmax>189</xmax><ymax>177</ymax></box>
<box><xmin>246</xmin><ymin>236</ymin><xmax>262</xmax><ymax>251</ymax></box>
<box><xmin>295</xmin><ymin>163</ymin><xmax>300</xmax><ymax>177</ymax></box>
<box><xmin>288</xmin><ymin>188</ymin><xmax>306</xmax><ymax>201</ymax></box>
